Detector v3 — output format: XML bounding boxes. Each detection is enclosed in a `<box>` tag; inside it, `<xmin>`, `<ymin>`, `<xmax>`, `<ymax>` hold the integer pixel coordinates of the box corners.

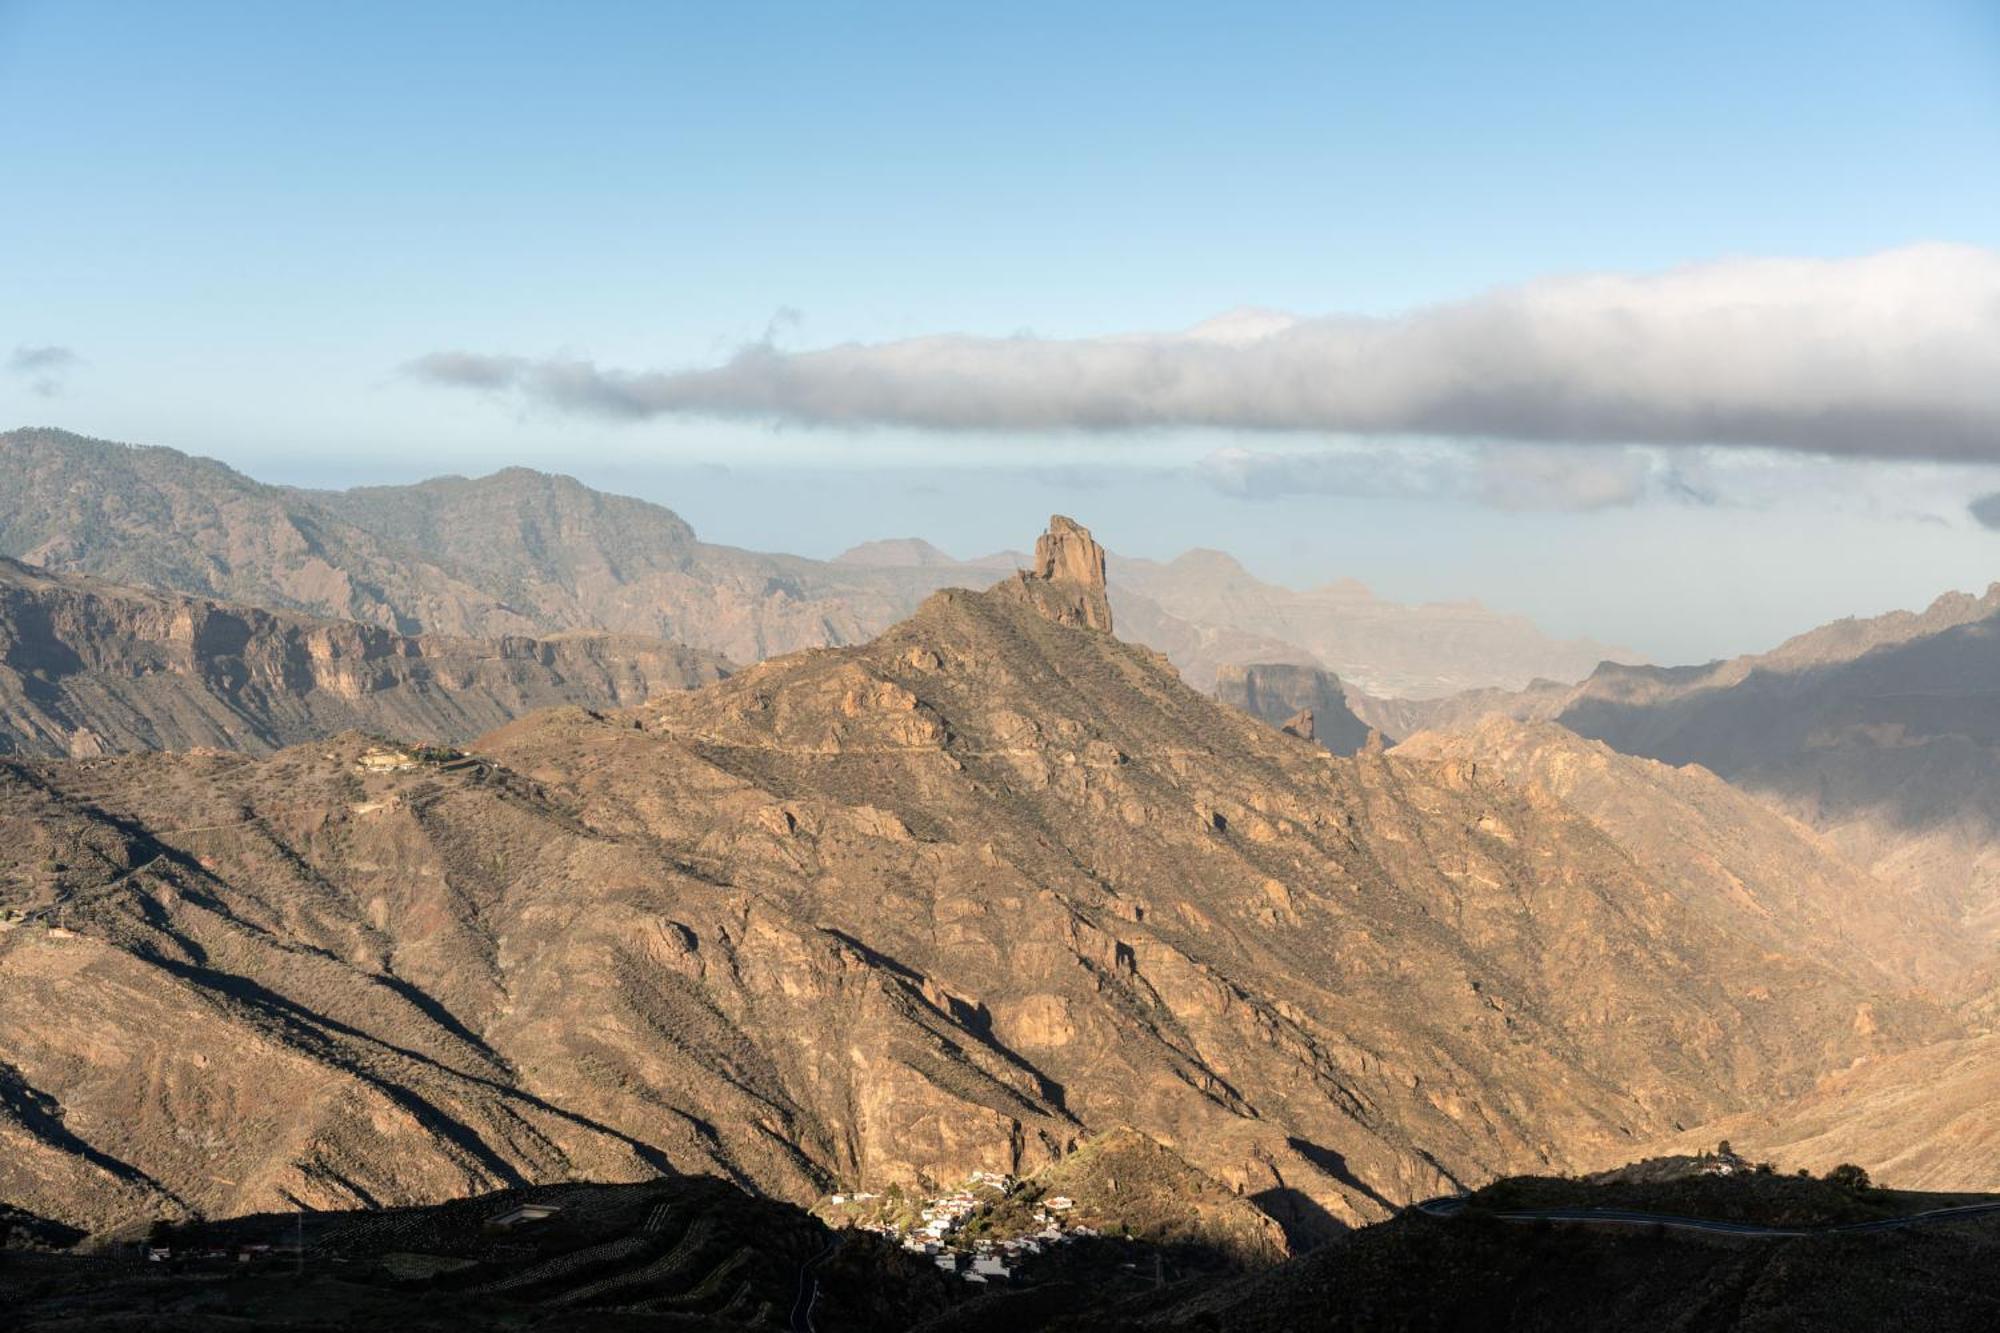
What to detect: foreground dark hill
<box><xmin>14</xmin><ymin>1164</ymin><xmax>1999</xmax><ymax>1332</ymax></box>
<box><xmin>1</xmin><ymin>1175</ymin><xmax>958</xmax><ymax>1332</ymax></box>
<box><xmin>0</xmin><ymin>557</ymin><xmax>728</xmax><ymax>756</ymax></box>
<box><xmin>1011</xmin><ymin>1174</ymin><xmax>2000</xmax><ymax>1332</ymax></box>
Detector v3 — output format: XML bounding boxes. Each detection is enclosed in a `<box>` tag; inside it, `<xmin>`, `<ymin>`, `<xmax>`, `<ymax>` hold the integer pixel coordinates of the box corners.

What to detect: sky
<box><xmin>3</xmin><ymin>0</ymin><xmax>1998</xmax><ymax>662</ymax></box>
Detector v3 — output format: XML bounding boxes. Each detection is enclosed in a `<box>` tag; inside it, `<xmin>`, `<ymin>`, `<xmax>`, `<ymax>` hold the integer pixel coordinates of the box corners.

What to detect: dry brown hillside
<box><xmin>1393</xmin><ymin>717</ymin><xmax>1974</xmax><ymax>993</ymax></box>
<box><xmin>0</xmin><ymin>519</ymin><xmax>1950</xmax><ymax>1244</ymax></box>
<box><xmin>1651</xmin><ymin>1027</ymin><xmax>2000</xmax><ymax>1191</ymax></box>
<box><xmin>1377</xmin><ymin>584</ymin><xmax>2000</xmax><ymax>978</ymax></box>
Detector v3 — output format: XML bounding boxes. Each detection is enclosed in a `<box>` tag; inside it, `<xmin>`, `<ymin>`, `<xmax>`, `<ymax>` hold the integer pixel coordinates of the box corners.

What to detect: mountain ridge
<box><xmin>0</xmin><ymin>555</ymin><xmax>729</xmax><ymax>756</ymax></box>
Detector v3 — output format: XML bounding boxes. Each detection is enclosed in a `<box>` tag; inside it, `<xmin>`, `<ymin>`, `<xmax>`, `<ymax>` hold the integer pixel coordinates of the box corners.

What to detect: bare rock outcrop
<box><xmin>1000</xmin><ymin>515</ymin><xmax>1114</xmax><ymax>633</ymax></box>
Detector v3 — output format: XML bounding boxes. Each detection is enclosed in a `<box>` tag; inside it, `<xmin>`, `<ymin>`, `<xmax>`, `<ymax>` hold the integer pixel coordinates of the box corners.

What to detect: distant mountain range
<box><xmin>0</xmin><ymin>428</ymin><xmax>1636</xmax><ymax>698</ymax></box>
<box><xmin>1108</xmin><ymin>549</ymin><xmax>1640</xmax><ymax>698</ymax></box>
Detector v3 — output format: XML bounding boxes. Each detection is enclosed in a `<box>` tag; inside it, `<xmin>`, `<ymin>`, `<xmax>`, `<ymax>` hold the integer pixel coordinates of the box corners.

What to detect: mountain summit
<box><xmin>1000</xmin><ymin>514</ymin><xmax>1115</xmax><ymax>633</ymax></box>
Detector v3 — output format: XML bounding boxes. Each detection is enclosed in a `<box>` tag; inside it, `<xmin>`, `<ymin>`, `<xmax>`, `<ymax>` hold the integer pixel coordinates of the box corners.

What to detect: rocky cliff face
<box><xmin>0</xmin><ymin>520</ymin><xmax>1945</xmax><ymax>1240</ymax></box>
<box><xmin>1213</xmin><ymin>664</ymin><xmax>1374</xmax><ymax>757</ymax></box>
<box><xmin>0</xmin><ymin>558</ymin><xmax>728</xmax><ymax>756</ymax></box>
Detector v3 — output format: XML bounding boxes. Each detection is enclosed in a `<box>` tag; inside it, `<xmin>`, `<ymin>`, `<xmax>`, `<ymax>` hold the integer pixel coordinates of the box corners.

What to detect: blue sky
<box><xmin>3</xmin><ymin>1</ymin><xmax>1998</xmax><ymax>661</ymax></box>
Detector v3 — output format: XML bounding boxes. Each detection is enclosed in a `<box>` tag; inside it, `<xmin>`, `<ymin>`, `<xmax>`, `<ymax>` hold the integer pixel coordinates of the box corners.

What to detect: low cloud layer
<box><xmin>7</xmin><ymin>344</ymin><xmax>79</xmax><ymax>397</ymax></box>
<box><xmin>411</xmin><ymin>244</ymin><xmax>2000</xmax><ymax>460</ymax></box>
<box><xmin>1199</xmin><ymin>438</ymin><xmax>2000</xmax><ymax>529</ymax></box>
<box><xmin>1197</xmin><ymin>443</ymin><xmax>1712</xmax><ymax>512</ymax></box>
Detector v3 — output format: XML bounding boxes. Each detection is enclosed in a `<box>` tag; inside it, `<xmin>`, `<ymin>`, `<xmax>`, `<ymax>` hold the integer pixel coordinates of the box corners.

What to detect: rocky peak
<box><xmin>1035</xmin><ymin>515</ymin><xmax>1107</xmax><ymax>588</ymax></box>
<box><xmin>1004</xmin><ymin>515</ymin><xmax>1114</xmax><ymax>633</ymax></box>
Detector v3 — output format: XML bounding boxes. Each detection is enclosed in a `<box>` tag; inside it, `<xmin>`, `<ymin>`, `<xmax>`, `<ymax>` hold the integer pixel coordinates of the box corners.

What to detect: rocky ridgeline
<box><xmin>0</xmin><ymin>556</ymin><xmax>729</xmax><ymax>755</ymax></box>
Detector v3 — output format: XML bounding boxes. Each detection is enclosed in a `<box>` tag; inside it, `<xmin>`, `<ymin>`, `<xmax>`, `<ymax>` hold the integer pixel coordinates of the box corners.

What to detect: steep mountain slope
<box><xmin>1393</xmin><ymin>717</ymin><xmax>1973</xmax><ymax>993</ymax></box>
<box><xmin>0</xmin><ymin>518</ymin><xmax>1944</xmax><ymax>1242</ymax></box>
<box><xmin>0</xmin><ymin>557</ymin><xmax>729</xmax><ymax>756</ymax></box>
<box><xmin>1391</xmin><ymin>584</ymin><xmax>2000</xmax><ymax>963</ymax></box>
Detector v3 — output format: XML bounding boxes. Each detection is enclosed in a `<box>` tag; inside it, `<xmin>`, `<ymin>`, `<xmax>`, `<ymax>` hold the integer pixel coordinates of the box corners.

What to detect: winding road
<box><xmin>1410</xmin><ymin>1194</ymin><xmax>2000</xmax><ymax>1238</ymax></box>
<box><xmin>789</xmin><ymin>1237</ymin><xmax>838</xmax><ymax>1333</ymax></box>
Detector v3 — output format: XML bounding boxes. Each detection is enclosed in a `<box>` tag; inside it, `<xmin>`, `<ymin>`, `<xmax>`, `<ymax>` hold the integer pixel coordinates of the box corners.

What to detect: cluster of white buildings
<box><xmin>824</xmin><ymin>1173</ymin><xmax>1100</xmax><ymax>1285</ymax></box>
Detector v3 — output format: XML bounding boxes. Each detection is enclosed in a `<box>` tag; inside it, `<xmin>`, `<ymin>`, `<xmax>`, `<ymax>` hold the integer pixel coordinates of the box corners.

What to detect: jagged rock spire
<box><xmin>1008</xmin><ymin>515</ymin><xmax>1114</xmax><ymax>633</ymax></box>
<box><xmin>1035</xmin><ymin>515</ymin><xmax>1107</xmax><ymax>589</ymax></box>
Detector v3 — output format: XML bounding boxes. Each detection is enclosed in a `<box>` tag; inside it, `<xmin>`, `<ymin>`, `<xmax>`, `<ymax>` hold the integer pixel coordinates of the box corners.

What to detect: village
<box><xmin>821</xmin><ymin>1171</ymin><xmax>1100</xmax><ymax>1286</ymax></box>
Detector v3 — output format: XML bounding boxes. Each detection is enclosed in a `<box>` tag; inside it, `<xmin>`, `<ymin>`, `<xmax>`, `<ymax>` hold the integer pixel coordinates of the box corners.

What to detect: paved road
<box><xmin>1411</xmin><ymin>1194</ymin><xmax>2000</xmax><ymax>1238</ymax></box>
<box><xmin>789</xmin><ymin>1238</ymin><xmax>838</xmax><ymax>1333</ymax></box>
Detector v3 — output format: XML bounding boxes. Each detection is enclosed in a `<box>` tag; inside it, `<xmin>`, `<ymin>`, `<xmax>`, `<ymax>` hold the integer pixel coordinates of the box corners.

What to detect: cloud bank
<box><xmin>1196</xmin><ymin>443</ymin><xmax>1717</xmax><ymax>512</ymax></box>
<box><xmin>411</xmin><ymin>244</ymin><xmax>2000</xmax><ymax>460</ymax></box>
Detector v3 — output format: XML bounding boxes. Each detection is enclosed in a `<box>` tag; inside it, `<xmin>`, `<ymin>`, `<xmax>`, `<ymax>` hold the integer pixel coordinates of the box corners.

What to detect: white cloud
<box><xmin>410</xmin><ymin>244</ymin><xmax>2000</xmax><ymax>460</ymax></box>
